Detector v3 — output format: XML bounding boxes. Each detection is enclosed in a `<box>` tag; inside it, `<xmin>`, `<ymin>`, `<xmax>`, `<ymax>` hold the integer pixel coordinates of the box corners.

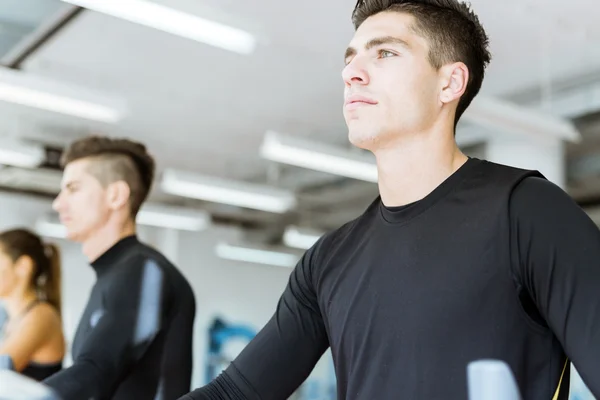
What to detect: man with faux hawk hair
<box><xmin>59</xmin><ymin>135</ymin><xmax>155</xmax><ymax>218</ymax></box>
<box><xmin>40</xmin><ymin>135</ymin><xmax>196</xmax><ymax>400</ymax></box>
<box><xmin>180</xmin><ymin>0</ymin><xmax>600</xmax><ymax>399</ymax></box>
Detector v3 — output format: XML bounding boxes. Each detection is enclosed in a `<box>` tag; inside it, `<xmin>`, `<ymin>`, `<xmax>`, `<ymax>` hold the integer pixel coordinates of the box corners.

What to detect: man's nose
<box><xmin>342</xmin><ymin>56</ymin><xmax>370</xmax><ymax>87</ymax></box>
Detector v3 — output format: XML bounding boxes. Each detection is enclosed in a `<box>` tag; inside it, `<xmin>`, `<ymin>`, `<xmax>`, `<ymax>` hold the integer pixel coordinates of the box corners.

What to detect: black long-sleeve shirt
<box><xmin>44</xmin><ymin>235</ymin><xmax>196</xmax><ymax>400</ymax></box>
<box><xmin>180</xmin><ymin>158</ymin><xmax>600</xmax><ymax>400</ymax></box>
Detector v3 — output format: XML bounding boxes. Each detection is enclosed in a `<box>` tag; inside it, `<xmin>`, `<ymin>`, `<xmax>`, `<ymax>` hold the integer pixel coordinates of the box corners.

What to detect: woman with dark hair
<box><xmin>0</xmin><ymin>228</ymin><xmax>65</xmax><ymax>381</ymax></box>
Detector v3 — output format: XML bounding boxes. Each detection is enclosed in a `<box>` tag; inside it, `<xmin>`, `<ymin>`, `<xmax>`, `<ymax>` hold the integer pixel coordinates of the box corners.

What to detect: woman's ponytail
<box><xmin>40</xmin><ymin>243</ymin><xmax>62</xmax><ymax>316</ymax></box>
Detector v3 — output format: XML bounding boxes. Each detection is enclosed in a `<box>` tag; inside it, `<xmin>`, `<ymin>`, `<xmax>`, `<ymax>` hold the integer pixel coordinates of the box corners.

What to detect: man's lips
<box><xmin>345</xmin><ymin>94</ymin><xmax>378</xmax><ymax>110</ymax></box>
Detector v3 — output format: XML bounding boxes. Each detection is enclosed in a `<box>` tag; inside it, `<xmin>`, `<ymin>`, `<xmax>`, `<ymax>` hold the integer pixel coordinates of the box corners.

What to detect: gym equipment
<box><xmin>467</xmin><ymin>359</ymin><xmax>521</xmax><ymax>400</ymax></box>
<box><xmin>0</xmin><ymin>370</ymin><xmax>61</xmax><ymax>400</ymax></box>
<box><xmin>206</xmin><ymin>317</ymin><xmax>256</xmax><ymax>383</ymax></box>
<box><xmin>0</xmin><ymin>357</ymin><xmax>555</xmax><ymax>400</ymax></box>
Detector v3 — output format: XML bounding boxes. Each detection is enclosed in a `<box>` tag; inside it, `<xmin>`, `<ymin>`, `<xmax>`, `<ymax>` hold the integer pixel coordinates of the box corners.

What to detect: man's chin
<box><xmin>348</xmin><ymin>129</ymin><xmax>377</xmax><ymax>151</ymax></box>
<box><xmin>65</xmin><ymin>229</ymin><xmax>85</xmax><ymax>243</ymax></box>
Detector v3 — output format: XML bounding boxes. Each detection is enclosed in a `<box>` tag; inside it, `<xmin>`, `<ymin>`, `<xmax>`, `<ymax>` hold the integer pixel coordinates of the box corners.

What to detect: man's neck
<box><xmin>374</xmin><ymin>129</ymin><xmax>468</xmax><ymax>207</ymax></box>
<box><xmin>82</xmin><ymin>221</ymin><xmax>136</xmax><ymax>263</ymax></box>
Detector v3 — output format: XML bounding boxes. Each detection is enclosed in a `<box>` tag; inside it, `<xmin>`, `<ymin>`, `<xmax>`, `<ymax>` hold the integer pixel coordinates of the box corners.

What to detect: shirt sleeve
<box><xmin>509</xmin><ymin>176</ymin><xmax>600</xmax><ymax>397</ymax></box>
<box><xmin>180</xmin><ymin>235</ymin><xmax>331</xmax><ymax>400</ymax></box>
<box><xmin>44</xmin><ymin>257</ymin><xmax>171</xmax><ymax>399</ymax></box>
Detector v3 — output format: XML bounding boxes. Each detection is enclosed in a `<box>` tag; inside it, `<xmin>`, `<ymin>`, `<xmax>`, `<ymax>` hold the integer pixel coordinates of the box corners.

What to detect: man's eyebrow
<box><xmin>344</xmin><ymin>47</ymin><xmax>357</xmax><ymax>62</ymax></box>
<box><xmin>365</xmin><ymin>36</ymin><xmax>411</xmax><ymax>50</ymax></box>
<box><xmin>344</xmin><ymin>36</ymin><xmax>411</xmax><ymax>62</ymax></box>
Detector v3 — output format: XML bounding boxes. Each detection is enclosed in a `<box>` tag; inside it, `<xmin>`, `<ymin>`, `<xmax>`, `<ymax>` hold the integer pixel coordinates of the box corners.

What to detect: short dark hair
<box><xmin>61</xmin><ymin>136</ymin><xmax>155</xmax><ymax>217</ymax></box>
<box><xmin>352</xmin><ymin>0</ymin><xmax>491</xmax><ymax>125</ymax></box>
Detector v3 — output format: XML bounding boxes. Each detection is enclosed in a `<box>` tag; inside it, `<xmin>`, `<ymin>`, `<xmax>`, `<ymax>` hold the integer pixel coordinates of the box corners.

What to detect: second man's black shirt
<box><xmin>45</xmin><ymin>235</ymin><xmax>196</xmax><ymax>400</ymax></box>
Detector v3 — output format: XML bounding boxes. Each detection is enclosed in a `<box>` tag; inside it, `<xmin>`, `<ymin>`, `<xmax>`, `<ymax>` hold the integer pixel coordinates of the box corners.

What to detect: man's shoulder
<box><xmin>509</xmin><ymin>175</ymin><xmax>576</xmax><ymax>218</ymax></box>
<box><xmin>512</xmin><ymin>174</ymin><xmax>571</xmax><ymax>202</ymax></box>
<box><xmin>473</xmin><ymin>158</ymin><xmax>544</xmax><ymax>183</ymax></box>
<box><xmin>511</xmin><ymin>175</ymin><xmax>557</xmax><ymax>195</ymax></box>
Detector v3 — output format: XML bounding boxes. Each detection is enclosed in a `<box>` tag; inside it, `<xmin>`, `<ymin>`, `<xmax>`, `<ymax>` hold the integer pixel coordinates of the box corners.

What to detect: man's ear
<box><xmin>106</xmin><ymin>180</ymin><xmax>131</xmax><ymax>211</ymax></box>
<box><xmin>440</xmin><ymin>62</ymin><xmax>469</xmax><ymax>105</ymax></box>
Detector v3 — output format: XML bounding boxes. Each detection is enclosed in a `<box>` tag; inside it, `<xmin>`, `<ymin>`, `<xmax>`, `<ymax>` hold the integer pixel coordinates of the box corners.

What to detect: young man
<box><xmin>41</xmin><ymin>136</ymin><xmax>196</xmax><ymax>399</ymax></box>
<box><xmin>179</xmin><ymin>1</ymin><xmax>600</xmax><ymax>399</ymax></box>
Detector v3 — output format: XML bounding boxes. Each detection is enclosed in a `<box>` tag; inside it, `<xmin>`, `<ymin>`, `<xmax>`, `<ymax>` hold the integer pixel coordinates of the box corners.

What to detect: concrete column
<box><xmin>485</xmin><ymin>136</ymin><xmax>565</xmax><ymax>188</ymax></box>
<box><xmin>156</xmin><ymin>228</ymin><xmax>180</xmax><ymax>265</ymax></box>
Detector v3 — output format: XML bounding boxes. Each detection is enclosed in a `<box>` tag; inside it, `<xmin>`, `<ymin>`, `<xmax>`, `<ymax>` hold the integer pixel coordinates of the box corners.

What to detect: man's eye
<box><xmin>379</xmin><ymin>50</ymin><xmax>395</xmax><ymax>58</ymax></box>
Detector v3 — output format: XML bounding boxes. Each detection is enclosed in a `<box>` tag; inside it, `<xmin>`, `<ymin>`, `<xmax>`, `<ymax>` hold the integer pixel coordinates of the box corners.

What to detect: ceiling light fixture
<box><xmin>0</xmin><ymin>139</ymin><xmax>45</xmax><ymax>168</ymax></box>
<box><xmin>35</xmin><ymin>203</ymin><xmax>210</xmax><ymax>238</ymax></box>
<box><xmin>0</xmin><ymin>66</ymin><xmax>124</xmax><ymax>123</ymax></box>
<box><xmin>260</xmin><ymin>131</ymin><xmax>378</xmax><ymax>182</ymax></box>
<box><xmin>136</xmin><ymin>203</ymin><xmax>210</xmax><ymax>231</ymax></box>
<box><xmin>62</xmin><ymin>0</ymin><xmax>257</xmax><ymax>54</ymax></box>
<box><xmin>160</xmin><ymin>168</ymin><xmax>296</xmax><ymax>214</ymax></box>
<box><xmin>34</xmin><ymin>218</ymin><xmax>68</xmax><ymax>239</ymax></box>
<box><xmin>464</xmin><ymin>95</ymin><xmax>580</xmax><ymax>142</ymax></box>
<box><xmin>215</xmin><ymin>242</ymin><xmax>299</xmax><ymax>268</ymax></box>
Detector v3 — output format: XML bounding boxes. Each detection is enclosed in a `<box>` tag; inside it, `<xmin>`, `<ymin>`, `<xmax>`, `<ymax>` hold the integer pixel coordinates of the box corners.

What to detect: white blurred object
<box><xmin>0</xmin><ymin>139</ymin><xmax>45</xmax><ymax>168</ymax></box>
<box><xmin>467</xmin><ymin>359</ymin><xmax>521</xmax><ymax>400</ymax></box>
<box><xmin>570</xmin><ymin>366</ymin><xmax>595</xmax><ymax>400</ymax></box>
<box><xmin>283</xmin><ymin>226</ymin><xmax>322</xmax><ymax>250</ymax></box>
<box><xmin>0</xmin><ymin>370</ymin><xmax>60</xmax><ymax>400</ymax></box>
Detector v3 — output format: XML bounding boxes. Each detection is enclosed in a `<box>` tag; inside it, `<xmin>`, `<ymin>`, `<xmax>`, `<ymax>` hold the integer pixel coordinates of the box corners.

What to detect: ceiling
<box><xmin>0</xmin><ymin>0</ymin><xmax>599</xmax><ymax>235</ymax></box>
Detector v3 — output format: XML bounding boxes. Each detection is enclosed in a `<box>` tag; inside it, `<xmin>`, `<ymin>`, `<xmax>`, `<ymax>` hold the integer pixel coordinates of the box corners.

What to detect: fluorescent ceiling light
<box><xmin>0</xmin><ymin>166</ymin><xmax>62</xmax><ymax>194</ymax></box>
<box><xmin>160</xmin><ymin>168</ymin><xmax>296</xmax><ymax>214</ymax></box>
<box><xmin>0</xmin><ymin>66</ymin><xmax>124</xmax><ymax>123</ymax></box>
<box><xmin>0</xmin><ymin>140</ymin><xmax>45</xmax><ymax>168</ymax></box>
<box><xmin>464</xmin><ymin>95</ymin><xmax>580</xmax><ymax>142</ymax></box>
<box><xmin>35</xmin><ymin>218</ymin><xmax>67</xmax><ymax>239</ymax></box>
<box><xmin>62</xmin><ymin>0</ymin><xmax>257</xmax><ymax>55</ymax></box>
<box><xmin>260</xmin><ymin>131</ymin><xmax>378</xmax><ymax>183</ymax></box>
<box><xmin>136</xmin><ymin>203</ymin><xmax>210</xmax><ymax>231</ymax></box>
<box><xmin>35</xmin><ymin>203</ymin><xmax>210</xmax><ymax>238</ymax></box>
<box><xmin>283</xmin><ymin>226</ymin><xmax>322</xmax><ymax>250</ymax></box>
<box><xmin>215</xmin><ymin>242</ymin><xmax>299</xmax><ymax>268</ymax></box>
